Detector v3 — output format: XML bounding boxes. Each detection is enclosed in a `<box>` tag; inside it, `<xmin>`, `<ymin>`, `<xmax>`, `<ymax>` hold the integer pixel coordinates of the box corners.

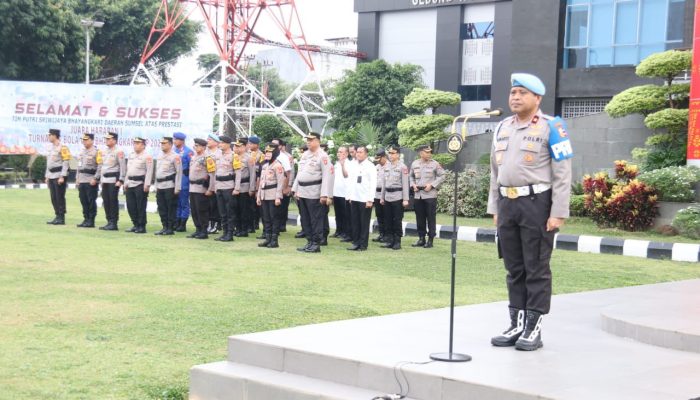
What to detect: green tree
<box><xmin>245</xmin><ymin>64</ymin><xmax>294</xmax><ymax>106</ymax></box>
<box><xmin>605</xmin><ymin>49</ymin><xmax>691</xmax><ymax>170</ymax></box>
<box><xmin>326</xmin><ymin>60</ymin><xmax>424</xmax><ymax>145</ymax></box>
<box><xmin>197</xmin><ymin>53</ymin><xmax>220</xmax><ymax>73</ymax></box>
<box><xmin>251</xmin><ymin>115</ymin><xmax>291</xmax><ymax>144</ymax></box>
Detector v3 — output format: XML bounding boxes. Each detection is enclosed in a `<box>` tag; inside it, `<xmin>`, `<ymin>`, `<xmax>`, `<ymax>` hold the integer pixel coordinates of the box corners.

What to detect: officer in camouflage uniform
<box><xmin>488</xmin><ymin>73</ymin><xmax>572</xmax><ymax>352</ymax></box>
<box><xmin>233</xmin><ymin>139</ymin><xmax>257</xmax><ymax>236</ymax></box>
<box><xmin>123</xmin><ymin>137</ymin><xmax>153</xmax><ymax>234</ymax></box>
<box><xmin>380</xmin><ymin>145</ymin><xmax>409</xmax><ymax>250</ymax></box>
<box><xmin>44</xmin><ymin>128</ymin><xmax>71</xmax><ymax>225</ymax></box>
<box><xmin>98</xmin><ymin>132</ymin><xmax>126</xmax><ymax>231</ymax></box>
<box><xmin>189</xmin><ymin>138</ymin><xmax>216</xmax><ymax>239</ymax></box>
<box><xmin>75</xmin><ymin>133</ymin><xmax>101</xmax><ymax>228</ymax></box>
<box><xmin>409</xmin><ymin>145</ymin><xmax>445</xmax><ymax>248</ymax></box>
<box><xmin>256</xmin><ymin>143</ymin><xmax>286</xmax><ymax>248</ymax></box>
<box><xmin>154</xmin><ymin>137</ymin><xmax>182</xmax><ymax>235</ymax></box>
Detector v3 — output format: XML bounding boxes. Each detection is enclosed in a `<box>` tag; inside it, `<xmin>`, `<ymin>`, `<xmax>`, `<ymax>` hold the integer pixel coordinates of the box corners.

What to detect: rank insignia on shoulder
<box><xmin>547</xmin><ymin>116</ymin><xmax>574</xmax><ymax>161</ymax></box>
<box><xmin>206</xmin><ymin>156</ymin><xmax>216</xmax><ymax>172</ymax></box>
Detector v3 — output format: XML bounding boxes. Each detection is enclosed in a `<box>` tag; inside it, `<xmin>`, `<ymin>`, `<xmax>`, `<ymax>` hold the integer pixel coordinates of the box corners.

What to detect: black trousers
<box><xmin>344</xmin><ymin>199</ymin><xmax>353</xmax><ymax>236</ymax></box>
<box><xmin>261</xmin><ymin>199</ymin><xmax>282</xmax><ymax>235</ymax></box>
<box><xmin>78</xmin><ymin>182</ymin><xmax>98</xmax><ymax>220</ymax></box>
<box><xmin>350</xmin><ymin>200</ymin><xmax>372</xmax><ymax>249</ymax></box>
<box><xmin>332</xmin><ymin>196</ymin><xmax>347</xmax><ymax>235</ymax></box>
<box><xmin>497</xmin><ymin>190</ymin><xmax>555</xmax><ymax>314</ymax></box>
<box><xmin>208</xmin><ymin>195</ymin><xmax>220</xmax><ymax>224</ymax></box>
<box><xmin>383</xmin><ymin>200</ymin><xmax>404</xmax><ymax>237</ymax></box>
<box><xmin>298</xmin><ymin>197</ymin><xmax>324</xmax><ymax>244</ymax></box>
<box><xmin>279</xmin><ymin>194</ymin><xmax>291</xmax><ymax>231</ymax></box>
<box><xmin>373</xmin><ymin>197</ymin><xmax>384</xmax><ymax>235</ymax></box>
<box><xmin>232</xmin><ymin>193</ymin><xmax>252</xmax><ymax>233</ymax></box>
<box><xmin>322</xmin><ymin>203</ymin><xmax>329</xmax><ymax>238</ymax></box>
<box><xmin>48</xmin><ymin>178</ymin><xmax>66</xmax><ymax>216</ymax></box>
<box><xmin>216</xmin><ymin>189</ymin><xmax>234</xmax><ymax>233</ymax></box>
<box><xmin>101</xmin><ymin>183</ymin><xmax>119</xmax><ymax>223</ymax></box>
<box><xmin>414</xmin><ymin>197</ymin><xmax>437</xmax><ymax>238</ymax></box>
<box><xmin>251</xmin><ymin>193</ymin><xmax>260</xmax><ymax>230</ymax></box>
<box><xmin>190</xmin><ymin>192</ymin><xmax>211</xmax><ymax>232</ymax></box>
<box><xmin>156</xmin><ymin>188</ymin><xmax>178</xmax><ymax>229</ymax></box>
<box><xmin>125</xmin><ymin>185</ymin><xmax>148</xmax><ymax>228</ymax></box>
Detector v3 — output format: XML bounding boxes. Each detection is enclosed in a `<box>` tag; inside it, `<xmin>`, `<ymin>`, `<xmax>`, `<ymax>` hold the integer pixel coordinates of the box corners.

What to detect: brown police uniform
<box><xmin>99</xmin><ymin>145</ymin><xmax>126</xmax><ymax>228</ymax></box>
<box><xmin>291</xmin><ymin>149</ymin><xmax>333</xmax><ymax>248</ymax></box>
<box><xmin>257</xmin><ymin>159</ymin><xmax>285</xmax><ymax>238</ymax></box>
<box><xmin>76</xmin><ymin>144</ymin><xmax>101</xmax><ymax>226</ymax></box>
<box><xmin>45</xmin><ymin>141</ymin><xmax>71</xmax><ymax>222</ymax></box>
<box><xmin>124</xmin><ymin>150</ymin><xmax>154</xmax><ymax>232</ymax></box>
<box><xmin>409</xmin><ymin>157</ymin><xmax>445</xmax><ymax>244</ymax></box>
<box><xmin>214</xmin><ymin>150</ymin><xmax>236</xmax><ymax>238</ymax></box>
<box><xmin>155</xmin><ymin>150</ymin><xmax>183</xmax><ymax>233</ymax></box>
<box><xmin>189</xmin><ymin>152</ymin><xmax>216</xmax><ymax>237</ymax></box>
<box><xmin>381</xmin><ymin>159</ymin><xmax>409</xmax><ymax>248</ymax></box>
<box><xmin>233</xmin><ymin>152</ymin><xmax>257</xmax><ymax>235</ymax></box>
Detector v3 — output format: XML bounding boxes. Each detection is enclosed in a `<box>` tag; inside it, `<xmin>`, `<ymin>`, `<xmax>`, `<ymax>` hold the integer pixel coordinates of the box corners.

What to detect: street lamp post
<box><xmin>81</xmin><ymin>19</ymin><xmax>104</xmax><ymax>85</ymax></box>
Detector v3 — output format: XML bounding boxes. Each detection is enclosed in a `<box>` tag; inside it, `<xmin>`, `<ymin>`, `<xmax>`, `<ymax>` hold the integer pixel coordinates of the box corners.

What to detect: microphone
<box><xmin>483</xmin><ymin>108</ymin><xmax>503</xmax><ymax>116</ymax></box>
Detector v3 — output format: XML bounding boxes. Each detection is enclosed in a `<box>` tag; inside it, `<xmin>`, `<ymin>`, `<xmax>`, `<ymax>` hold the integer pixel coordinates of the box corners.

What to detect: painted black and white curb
<box><xmin>3</xmin><ymin>184</ymin><xmax>698</xmax><ymax>262</ymax></box>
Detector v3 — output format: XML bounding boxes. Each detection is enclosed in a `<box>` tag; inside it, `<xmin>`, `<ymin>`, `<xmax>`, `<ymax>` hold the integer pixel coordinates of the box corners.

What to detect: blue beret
<box><xmin>173</xmin><ymin>132</ymin><xmax>186</xmax><ymax>140</ymax></box>
<box><xmin>207</xmin><ymin>133</ymin><xmax>221</xmax><ymax>143</ymax></box>
<box><xmin>248</xmin><ymin>136</ymin><xmax>260</xmax><ymax>144</ymax></box>
<box><xmin>511</xmin><ymin>73</ymin><xmax>546</xmax><ymax>96</ymax></box>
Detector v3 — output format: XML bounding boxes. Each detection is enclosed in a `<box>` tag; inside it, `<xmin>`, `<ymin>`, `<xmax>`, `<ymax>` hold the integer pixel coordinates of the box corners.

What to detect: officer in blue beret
<box><xmin>173</xmin><ymin>132</ymin><xmax>193</xmax><ymax>232</ymax></box>
<box><xmin>488</xmin><ymin>73</ymin><xmax>573</xmax><ymax>351</ymax></box>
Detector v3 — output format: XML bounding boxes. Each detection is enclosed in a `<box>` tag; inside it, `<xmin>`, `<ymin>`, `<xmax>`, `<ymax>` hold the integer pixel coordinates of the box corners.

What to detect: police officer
<box><xmin>99</xmin><ymin>132</ymin><xmax>125</xmax><ymax>231</ymax></box>
<box><xmin>44</xmin><ymin>128</ymin><xmax>70</xmax><ymax>225</ymax></box>
<box><xmin>213</xmin><ymin>136</ymin><xmax>235</xmax><ymax>242</ymax></box>
<box><xmin>372</xmin><ymin>148</ymin><xmax>388</xmax><ymax>243</ymax></box>
<box><xmin>272</xmin><ymin>138</ymin><xmax>294</xmax><ymax>233</ymax></box>
<box><xmin>319</xmin><ymin>142</ymin><xmax>333</xmax><ymax>245</ymax></box>
<box><xmin>189</xmin><ymin>138</ymin><xmax>216</xmax><ymax>239</ymax></box>
<box><xmin>257</xmin><ymin>143</ymin><xmax>286</xmax><ymax>248</ymax></box>
<box><xmin>205</xmin><ymin>133</ymin><xmax>222</xmax><ymax>234</ymax></box>
<box><xmin>346</xmin><ymin>145</ymin><xmax>376</xmax><ymax>251</ymax></box>
<box><xmin>488</xmin><ymin>73</ymin><xmax>572</xmax><ymax>351</ymax></box>
<box><xmin>75</xmin><ymin>133</ymin><xmax>101</xmax><ymax>228</ymax></box>
<box><xmin>124</xmin><ymin>137</ymin><xmax>153</xmax><ymax>233</ymax></box>
<box><xmin>332</xmin><ymin>145</ymin><xmax>350</xmax><ymax>240</ymax></box>
<box><xmin>154</xmin><ymin>136</ymin><xmax>183</xmax><ymax>235</ymax></box>
<box><xmin>247</xmin><ymin>136</ymin><xmax>264</xmax><ymax>234</ymax></box>
<box><xmin>409</xmin><ymin>145</ymin><xmax>445</xmax><ymax>248</ymax></box>
<box><xmin>292</xmin><ymin>132</ymin><xmax>333</xmax><ymax>253</ymax></box>
<box><xmin>233</xmin><ymin>138</ymin><xmax>256</xmax><ymax>237</ymax></box>
<box><xmin>173</xmin><ymin>132</ymin><xmax>193</xmax><ymax>232</ymax></box>
<box><xmin>380</xmin><ymin>145</ymin><xmax>409</xmax><ymax>250</ymax></box>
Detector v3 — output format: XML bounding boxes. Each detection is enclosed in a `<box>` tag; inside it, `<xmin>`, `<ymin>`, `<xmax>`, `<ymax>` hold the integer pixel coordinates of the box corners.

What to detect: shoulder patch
<box><xmin>60</xmin><ymin>146</ymin><xmax>71</xmax><ymax>160</ymax></box>
<box><xmin>206</xmin><ymin>156</ymin><xmax>216</xmax><ymax>173</ymax></box>
<box><xmin>96</xmin><ymin>150</ymin><xmax>103</xmax><ymax>165</ymax></box>
<box><xmin>546</xmin><ymin>116</ymin><xmax>574</xmax><ymax>162</ymax></box>
<box><xmin>276</xmin><ymin>164</ymin><xmax>284</xmax><ymax>174</ymax></box>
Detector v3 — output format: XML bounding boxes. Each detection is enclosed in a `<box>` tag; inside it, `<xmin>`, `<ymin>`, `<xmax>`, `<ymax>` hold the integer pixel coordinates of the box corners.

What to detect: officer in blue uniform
<box><xmin>173</xmin><ymin>132</ymin><xmax>193</xmax><ymax>232</ymax></box>
<box><xmin>488</xmin><ymin>73</ymin><xmax>572</xmax><ymax>351</ymax></box>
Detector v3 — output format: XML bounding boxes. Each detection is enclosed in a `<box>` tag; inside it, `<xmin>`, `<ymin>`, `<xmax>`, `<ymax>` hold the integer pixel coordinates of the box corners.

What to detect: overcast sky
<box><xmin>169</xmin><ymin>0</ymin><xmax>358</xmax><ymax>86</ymax></box>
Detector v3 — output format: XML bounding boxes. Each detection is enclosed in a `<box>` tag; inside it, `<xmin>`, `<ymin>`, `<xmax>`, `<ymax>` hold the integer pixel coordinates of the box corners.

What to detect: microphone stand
<box><xmin>429</xmin><ymin>108</ymin><xmax>501</xmax><ymax>363</ymax></box>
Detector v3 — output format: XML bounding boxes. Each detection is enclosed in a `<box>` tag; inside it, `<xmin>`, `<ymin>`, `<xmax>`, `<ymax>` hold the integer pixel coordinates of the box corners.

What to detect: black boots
<box><xmin>174</xmin><ymin>218</ymin><xmax>188</xmax><ymax>232</ymax></box>
<box><xmin>294</xmin><ymin>231</ymin><xmax>306</xmax><ymax>239</ymax></box>
<box><xmin>515</xmin><ymin>310</ymin><xmax>544</xmax><ymax>351</ymax></box>
<box><xmin>217</xmin><ymin>230</ymin><xmax>234</xmax><ymax>242</ymax></box>
<box><xmin>381</xmin><ymin>235</ymin><xmax>394</xmax><ymax>248</ymax></box>
<box><xmin>372</xmin><ymin>233</ymin><xmax>385</xmax><ymax>242</ymax></box>
<box><xmin>100</xmin><ymin>221</ymin><xmax>118</xmax><ymax>231</ymax></box>
<box><xmin>424</xmin><ymin>237</ymin><xmax>434</xmax><ymax>248</ymax></box>
<box><xmin>297</xmin><ymin>241</ymin><xmax>311</xmax><ymax>252</ymax></box>
<box><xmin>392</xmin><ymin>237</ymin><xmax>402</xmax><ymax>250</ymax></box>
<box><xmin>77</xmin><ymin>218</ymin><xmax>94</xmax><ymax>228</ymax></box>
<box><xmin>491</xmin><ymin>307</ymin><xmax>525</xmax><ymax>347</ymax></box>
<box><xmin>412</xmin><ymin>236</ymin><xmax>426</xmax><ymax>247</ymax></box>
<box><xmin>258</xmin><ymin>233</ymin><xmax>271</xmax><ymax>247</ymax></box>
<box><xmin>267</xmin><ymin>234</ymin><xmax>279</xmax><ymax>248</ymax></box>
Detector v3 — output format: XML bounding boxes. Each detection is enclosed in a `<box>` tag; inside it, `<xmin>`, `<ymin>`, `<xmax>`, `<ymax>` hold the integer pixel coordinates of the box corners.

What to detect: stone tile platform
<box><xmin>190</xmin><ymin>280</ymin><xmax>700</xmax><ymax>400</ymax></box>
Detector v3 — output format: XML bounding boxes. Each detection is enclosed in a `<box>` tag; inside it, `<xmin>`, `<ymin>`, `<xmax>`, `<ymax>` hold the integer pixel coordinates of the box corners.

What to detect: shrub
<box><xmin>569</xmin><ymin>194</ymin><xmax>587</xmax><ymax>217</ymax></box>
<box><xmin>672</xmin><ymin>205</ymin><xmax>700</xmax><ymax>240</ymax></box>
<box><xmin>638</xmin><ymin>166</ymin><xmax>700</xmax><ymax>202</ymax></box>
<box><xmin>583</xmin><ymin>160</ymin><xmax>658</xmax><ymax>231</ymax></box>
<box><xmin>436</xmin><ymin>166</ymin><xmax>490</xmax><ymax>218</ymax></box>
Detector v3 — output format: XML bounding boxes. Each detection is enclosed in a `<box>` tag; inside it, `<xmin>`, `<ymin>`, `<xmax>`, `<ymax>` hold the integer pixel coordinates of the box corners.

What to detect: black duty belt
<box><xmin>49</xmin><ymin>167</ymin><xmax>62</xmax><ymax>173</ymax></box>
<box><xmin>385</xmin><ymin>187</ymin><xmax>402</xmax><ymax>192</ymax></box>
<box><xmin>190</xmin><ymin>179</ymin><xmax>208</xmax><ymax>185</ymax></box>
<box><xmin>240</xmin><ymin>177</ymin><xmax>250</xmax><ymax>183</ymax></box>
<box><xmin>298</xmin><ymin>179</ymin><xmax>322</xmax><ymax>187</ymax></box>
<box><xmin>182</xmin><ymin>168</ymin><xmax>190</xmax><ymax>177</ymax></box>
<box><xmin>128</xmin><ymin>175</ymin><xmax>145</xmax><ymax>182</ymax></box>
<box><xmin>156</xmin><ymin>174</ymin><xmax>176</xmax><ymax>183</ymax></box>
<box><xmin>262</xmin><ymin>184</ymin><xmax>277</xmax><ymax>190</ymax></box>
<box><xmin>103</xmin><ymin>172</ymin><xmax>119</xmax><ymax>178</ymax></box>
<box><xmin>215</xmin><ymin>175</ymin><xmax>234</xmax><ymax>181</ymax></box>
<box><xmin>80</xmin><ymin>169</ymin><xmax>97</xmax><ymax>175</ymax></box>
<box><xmin>376</xmin><ymin>188</ymin><xmax>382</xmax><ymax>192</ymax></box>
<box><xmin>416</xmin><ymin>186</ymin><xmax>427</xmax><ymax>191</ymax></box>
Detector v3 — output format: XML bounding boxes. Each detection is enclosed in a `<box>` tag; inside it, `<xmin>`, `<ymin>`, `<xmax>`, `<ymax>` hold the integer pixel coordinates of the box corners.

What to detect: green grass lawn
<box><xmin>1</xmin><ymin>189</ymin><xmax>699</xmax><ymax>400</ymax></box>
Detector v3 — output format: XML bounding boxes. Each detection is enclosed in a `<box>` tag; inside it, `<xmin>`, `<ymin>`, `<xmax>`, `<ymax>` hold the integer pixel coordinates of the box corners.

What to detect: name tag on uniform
<box><xmin>357</xmin><ymin>176</ymin><xmax>362</xmax><ymax>183</ymax></box>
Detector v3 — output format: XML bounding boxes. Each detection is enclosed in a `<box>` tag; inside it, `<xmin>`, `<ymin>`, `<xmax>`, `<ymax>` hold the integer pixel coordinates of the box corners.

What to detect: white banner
<box><xmin>0</xmin><ymin>81</ymin><xmax>214</xmax><ymax>155</ymax></box>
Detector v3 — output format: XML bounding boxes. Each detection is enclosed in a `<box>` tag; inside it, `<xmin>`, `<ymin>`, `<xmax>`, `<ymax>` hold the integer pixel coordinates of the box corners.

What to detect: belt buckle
<box><xmin>506</xmin><ymin>187</ymin><xmax>519</xmax><ymax>199</ymax></box>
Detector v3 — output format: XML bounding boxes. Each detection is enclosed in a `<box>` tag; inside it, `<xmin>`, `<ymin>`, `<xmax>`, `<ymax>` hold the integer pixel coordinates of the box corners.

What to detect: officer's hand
<box><xmin>424</xmin><ymin>184</ymin><xmax>432</xmax><ymax>192</ymax></box>
<box><xmin>44</xmin><ymin>178</ymin><xmax>48</xmax><ymax>184</ymax></box>
<box><xmin>320</xmin><ymin>196</ymin><xmax>327</xmax><ymax>204</ymax></box>
<box><xmin>402</xmin><ymin>200</ymin><xmax>408</xmax><ymax>208</ymax></box>
<box><xmin>144</xmin><ymin>185</ymin><xmax>150</xmax><ymax>193</ymax></box>
<box><xmin>325</xmin><ymin>198</ymin><xmax>332</xmax><ymax>206</ymax></box>
<box><xmin>365</xmin><ymin>201</ymin><xmax>372</xmax><ymax>208</ymax></box>
<box><xmin>493</xmin><ymin>214</ymin><xmax>498</xmax><ymax>226</ymax></box>
<box><xmin>175</xmin><ymin>190</ymin><xmax>180</xmax><ymax>196</ymax></box>
<box><xmin>256</xmin><ymin>199</ymin><xmax>261</xmax><ymax>206</ymax></box>
<box><xmin>546</xmin><ymin>217</ymin><xmax>564</xmax><ymax>232</ymax></box>
<box><xmin>249</xmin><ymin>191</ymin><xmax>255</xmax><ymax>197</ymax></box>
<box><xmin>58</xmin><ymin>177</ymin><xmax>64</xmax><ymax>185</ymax></box>
<box><xmin>275</xmin><ymin>198</ymin><xmax>281</xmax><ymax>206</ymax></box>
<box><xmin>205</xmin><ymin>190</ymin><xmax>213</xmax><ymax>197</ymax></box>
<box><xmin>90</xmin><ymin>179</ymin><xmax>97</xmax><ymax>186</ymax></box>
<box><xmin>283</xmin><ymin>187</ymin><xmax>291</xmax><ymax>195</ymax></box>
<box><xmin>116</xmin><ymin>181</ymin><xmax>123</xmax><ymax>188</ymax></box>
<box><xmin>294</xmin><ymin>194</ymin><xmax>300</xmax><ymax>201</ymax></box>
<box><xmin>380</xmin><ymin>200</ymin><xmax>384</xmax><ymax>205</ymax></box>
<box><xmin>412</xmin><ymin>185</ymin><xmax>418</xmax><ymax>192</ymax></box>
<box><xmin>233</xmin><ymin>190</ymin><xmax>240</xmax><ymax>195</ymax></box>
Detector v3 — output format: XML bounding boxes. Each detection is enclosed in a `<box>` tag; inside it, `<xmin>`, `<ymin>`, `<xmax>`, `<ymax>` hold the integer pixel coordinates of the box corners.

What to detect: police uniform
<box><xmin>291</xmin><ymin>133</ymin><xmax>333</xmax><ymax>253</ymax></box>
<box><xmin>409</xmin><ymin>145</ymin><xmax>445</xmax><ymax>248</ymax></box>
<box><xmin>75</xmin><ymin>133</ymin><xmax>101</xmax><ymax>228</ymax></box>
<box><xmin>44</xmin><ymin>129</ymin><xmax>70</xmax><ymax>225</ymax></box>
<box><xmin>257</xmin><ymin>144</ymin><xmax>286</xmax><ymax>248</ymax></box>
<box><xmin>381</xmin><ymin>146</ymin><xmax>409</xmax><ymax>250</ymax></box>
<box><xmin>205</xmin><ymin>133</ymin><xmax>223</xmax><ymax>233</ymax></box>
<box><xmin>488</xmin><ymin>73</ymin><xmax>572</xmax><ymax>351</ymax></box>
<box><xmin>248</xmin><ymin>136</ymin><xmax>265</xmax><ymax>233</ymax></box>
<box><xmin>99</xmin><ymin>132</ymin><xmax>126</xmax><ymax>230</ymax></box>
<box><xmin>189</xmin><ymin>138</ymin><xmax>216</xmax><ymax>239</ymax></box>
<box><xmin>233</xmin><ymin>140</ymin><xmax>257</xmax><ymax>236</ymax></box>
<box><xmin>124</xmin><ymin>137</ymin><xmax>154</xmax><ymax>233</ymax></box>
<box><xmin>154</xmin><ymin>137</ymin><xmax>183</xmax><ymax>235</ymax></box>
<box><xmin>372</xmin><ymin>149</ymin><xmax>387</xmax><ymax>242</ymax></box>
<box><xmin>347</xmin><ymin>155</ymin><xmax>377</xmax><ymax>251</ymax></box>
<box><xmin>214</xmin><ymin>136</ymin><xmax>236</xmax><ymax>242</ymax></box>
<box><xmin>173</xmin><ymin>132</ymin><xmax>193</xmax><ymax>232</ymax></box>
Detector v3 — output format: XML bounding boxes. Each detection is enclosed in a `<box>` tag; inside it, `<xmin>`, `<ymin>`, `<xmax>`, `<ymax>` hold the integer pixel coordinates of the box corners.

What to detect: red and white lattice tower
<box><xmin>130</xmin><ymin>0</ymin><xmax>330</xmax><ymax>137</ymax></box>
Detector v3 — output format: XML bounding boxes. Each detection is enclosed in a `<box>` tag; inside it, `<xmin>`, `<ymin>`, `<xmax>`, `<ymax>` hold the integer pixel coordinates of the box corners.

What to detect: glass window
<box><xmin>614</xmin><ymin>0</ymin><xmax>638</xmax><ymax>45</ymax></box>
<box><xmin>667</xmin><ymin>0</ymin><xmax>685</xmax><ymax>42</ymax></box>
<box><xmin>458</xmin><ymin>85</ymin><xmax>491</xmax><ymax>102</ymax></box>
<box><xmin>565</xmin><ymin>5</ymin><xmax>589</xmax><ymax>48</ymax></box>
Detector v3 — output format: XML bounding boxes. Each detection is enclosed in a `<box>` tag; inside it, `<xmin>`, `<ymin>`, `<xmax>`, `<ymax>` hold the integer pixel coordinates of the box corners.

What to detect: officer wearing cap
<box><xmin>380</xmin><ymin>145</ymin><xmax>409</xmax><ymax>250</ymax></box>
<box><xmin>75</xmin><ymin>133</ymin><xmax>101</xmax><ymax>228</ymax></box>
<box><xmin>205</xmin><ymin>133</ymin><xmax>223</xmax><ymax>234</ymax></box>
<box><xmin>409</xmin><ymin>144</ymin><xmax>445</xmax><ymax>248</ymax></box>
<box><xmin>488</xmin><ymin>73</ymin><xmax>572</xmax><ymax>351</ymax></box>
<box><xmin>233</xmin><ymin>139</ymin><xmax>256</xmax><ymax>236</ymax></box>
<box><xmin>271</xmin><ymin>138</ymin><xmax>295</xmax><ymax>233</ymax></box>
<box><xmin>124</xmin><ymin>137</ymin><xmax>153</xmax><ymax>233</ymax></box>
<box><xmin>247</xmin><ymin>136</ymin><xmax>265</xmax><ymax>234</ymax></box>
<box><xmin>154</xmin><ymin>137</ymin><xmax>183</xmax><ymax>235</ymax></box>
<box><xmin>292</xmin><ymin>132</ymin><xmax>333</xmax><ymax>253</ymax></box>
<box><xmin>173</xmin><ymin>132</ymin><xmax>193</xmax><ymax>232</ymax></box>
<box><xmin>44</xmin><ymin>128</ymin><xmax>71</xmax><ymax>225</ymax></box>
<box><xmin>99</xmin><ymin>132</ymin><xmax>125</xmax><ymax>231</ymax></box>
<box><xmin>256</xmin><ymin>143</ymin><xmax>286</xmax><ymax>248</ymax></box>
<box><xmin>214</xmin><ymin>135</ymin><xmax>236</xmax><ymax>242</ymax></box>
<box><xmin>189</xmin><ymin>138</ymin><xmax>216</xmax><ymax>239</ymax></box>
<box><xmin>372</xmin><ymin>148</ymin><xmax>388</xmax><ymax>243</ymax></box>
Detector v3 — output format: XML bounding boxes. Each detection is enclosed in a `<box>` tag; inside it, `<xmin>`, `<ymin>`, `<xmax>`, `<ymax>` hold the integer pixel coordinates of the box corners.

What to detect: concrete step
<box><xmin>189</xmin><ymin>361</ymin><xmax>420</xmax><ymax>400</ymax></box>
